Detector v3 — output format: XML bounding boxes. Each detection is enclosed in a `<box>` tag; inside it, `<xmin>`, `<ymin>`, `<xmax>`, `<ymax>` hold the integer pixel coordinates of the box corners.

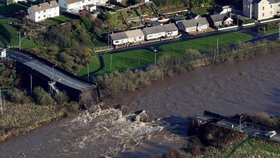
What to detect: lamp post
<box><xmin>0</xmin><ymin>89</ymin><xmax>3</xmax><ymax>116</ymax></box>
<box><xmin>239</xmin><ymin>115</ymin><xmax>243</xmax><ymax>132</ymax></box>
<box><xmin>52</xmin><ymin>65</ymin><xmax>56</xmax><ymax>81</ymax></box>
<box><xmin>87</xmin><ymin>63</ymin><xmax>90</xmax><ymax>80</ymax></box>
<box><xmin>18</xmin><ymin>32</ymin><xmax>21</xmax><ymax>50</ymax></box>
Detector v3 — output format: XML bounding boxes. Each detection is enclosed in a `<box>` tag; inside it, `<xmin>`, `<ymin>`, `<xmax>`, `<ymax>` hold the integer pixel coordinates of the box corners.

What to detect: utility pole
<box><xmin>110</xmin><ymin>54</ymin><xmax>112</xmax><ymax>70</ymax></box>
<box><xmin>52</xmin><ymin>65</ymin><xmax>56</xmax><ymax>81</ymax></box>
<box><xmin>154</xmin><ymin>52</ymin><xmax>157</xmax><ymax>65</ymax></box>
<box><xmin>239</xmin><ymin>115</ymin><xmax>243</xmax><ymax>132</ymax></box>
<box><xmin>30</xmin><ymin>73</ymin><xmax>33</xmax><ymax>94</ymax></box>
<box><xmin>87</xmin><ymin>63</ymin><xmax>90</xmax><ymax>80</ymax></box>
<box><xmin>0</xmin><ymin>89</ymin><xmax>3</xmax><ymax>116</ymax></box>
<box><xmin>216</xmin><ymin>38</ymin><xmax>219</xmax><ymax>56</ymax></box>
<box><xmin>279</xmin><ymin>22</ymin><xmax>280</xmax><ymax>40</ymax></box>
<box><xmin>18</xmin><ymin>32</ymin><xmax>21</xmax><ymax>50</ymax></box>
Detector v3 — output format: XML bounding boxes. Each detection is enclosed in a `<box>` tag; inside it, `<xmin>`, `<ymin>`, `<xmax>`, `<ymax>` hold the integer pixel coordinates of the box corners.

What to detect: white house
<box><xmin>142</xmin><ymin>25</ymin><xmax>166</xmax><ymax>40</ymax></box>
<box><xmin>27</xmin><ymin>1</ymin><xmax>60</xmax><ymax>22</ymax></box>
<box><xmin>125</xmin><ymin>29</ymin><xmax>145</xmax><ymax>44</ymax></box>
<box><xmin>164</xmin><ymin>23</ymin><xmax>179</xmax><ymax>37</ymax></box>
<box><xmin>176</xmin><ymin>18</ymin><xmax>209</xmax><ymax>33</ymax></box>
<box><xmin>0</xmin><ymin>49</ymin><xmax>6</xmax><ymax>59</ymax></box>
<box><xmin>208</xmin><ymin>14</ymin><xmax>234</xmax><ymax>28</ymax></box>
<box><xmin>110</xmin><ymin>32</ymin><xmax>128</xmax><ymax>46</ymax></box>
<box><xmin>58</xmin><ymin>0</ymin><xmax>108</xmax><ymax>13</ymax></box>
<box><xmin>243</xmin><ymin>0</ymin><xmax>280</xmax><ymax>20</ymax></box>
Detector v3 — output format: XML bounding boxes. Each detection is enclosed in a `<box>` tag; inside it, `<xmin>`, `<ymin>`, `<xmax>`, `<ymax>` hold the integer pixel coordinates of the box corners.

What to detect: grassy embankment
<box><xmin>0</xmin><ymin>102</ymin><xmax>67</xmax><ymax>142</ymax></box>
<box><xmin>79</xmin><ymin>32</ymin><xmax>253</xmax><ymax>76</ymax></box>
<box><xmin>0</xmin><ymin>3</ymin><xmax>37</xmax><ymax>49</ymax></box>
<box><xmin>209</xmin><ymin>138</ymin><xmax>280</xmax><ymax>158</ymax></box>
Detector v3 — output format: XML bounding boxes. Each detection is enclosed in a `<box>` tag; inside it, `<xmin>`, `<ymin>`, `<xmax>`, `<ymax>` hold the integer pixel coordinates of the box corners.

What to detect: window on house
<box><xmin>38</xmin><ymin>16</ymin><xmax>40</xmax><ymax>19</ymax></box>
<box><xmin>115</xmin><ymin>41</ymin><xmax>119</xmax><ymax>44</ymax></box>
<box><xmin>271</xmin><ymin>5</ymin><xmax>272</xmax><ymax>8</ymax></box>
<box><xmin>271</xmin><ymin>11</ymin><xmax>273</xmax><ymax>15</ymax></box>
<box><xmin>44</xmin><ymin>10</ymin><xmax>46</xmax><ymax>12</ymax></box>
<box><xmin>263</xmin><ymin>7</ymin><xmax>265</xmax><ymax>10</ymax></box>
<box><xmin>263</xmin><ymin>13</ymin><xmax>265</xmax><ymax>17</ymax></box>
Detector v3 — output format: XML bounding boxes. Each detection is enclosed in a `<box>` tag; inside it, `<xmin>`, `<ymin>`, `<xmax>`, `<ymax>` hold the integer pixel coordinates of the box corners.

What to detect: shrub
<box><xmin>54</xmin><ymin>91</ymin><xmax>69</xmax><ymax>105</ymax></box>
<box><xmin>32</xmin><ymin>87</ymin><xmax>55</xmax><ymax>106</ymax></box>
<box><xmin>6</xmin><ymin>88</ymin><xmax>31</xmax><ymax>104</ymax></box>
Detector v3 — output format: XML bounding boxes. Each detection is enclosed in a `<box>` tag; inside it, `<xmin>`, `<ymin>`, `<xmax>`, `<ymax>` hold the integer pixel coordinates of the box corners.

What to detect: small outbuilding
<box><xmin>207</xmin><ymin>14</ymin><xmax>234</xmax><ymax>28</ymax></box>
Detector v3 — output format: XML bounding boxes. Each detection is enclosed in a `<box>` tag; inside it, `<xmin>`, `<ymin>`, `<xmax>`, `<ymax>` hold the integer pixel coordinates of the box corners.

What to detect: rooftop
<box><xmin>29</xmin><ymin>1</ymin><xmax>58</xmax><ymax>12</ymax></box>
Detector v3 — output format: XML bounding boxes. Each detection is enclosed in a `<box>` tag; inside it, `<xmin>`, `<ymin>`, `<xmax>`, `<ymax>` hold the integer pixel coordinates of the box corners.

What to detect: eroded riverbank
<box><xmin>1</xmin><ymin>52</ymin><xmax>280</xmax><ymax>157</ymax></box>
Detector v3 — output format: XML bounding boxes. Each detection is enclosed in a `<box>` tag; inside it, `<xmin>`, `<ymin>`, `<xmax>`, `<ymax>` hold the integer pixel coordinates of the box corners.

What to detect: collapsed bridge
<box><xmin>6</xmin><ymin>49</ymin><xmax>101</xmax><ymax>106</ymax></box>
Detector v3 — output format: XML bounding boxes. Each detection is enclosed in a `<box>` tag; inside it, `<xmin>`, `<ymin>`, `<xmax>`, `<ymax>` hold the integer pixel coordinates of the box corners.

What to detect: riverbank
<box><xmin>0</xmin><ymin>102</ymin><xmax>79</xmax><ymax>142</ymax></box>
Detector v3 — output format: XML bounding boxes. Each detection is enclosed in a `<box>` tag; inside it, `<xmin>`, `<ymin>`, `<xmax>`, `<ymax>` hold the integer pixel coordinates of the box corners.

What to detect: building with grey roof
<box><xmin>143</xmin><ymin>23</ymin><xmax>178</xmax><ymax>40</ymax></box>
<box><xmin>125</xmin><ymin>29</ymin><xmax>145</xmax><ymax>44</ymax></box>
<box><xmin>109</xmin><ymin>32</ymin><xmax>128</xmax><ymax>46</ymax></box>
<box><xmin>176</xmin><ymin>18</ymin><xmax>209</xmax><ymax>33</ymax></box>
<box><xmin>207</xmin><ymin>14</ymin><xmax>234</xmax><ymax>28</ymax></box>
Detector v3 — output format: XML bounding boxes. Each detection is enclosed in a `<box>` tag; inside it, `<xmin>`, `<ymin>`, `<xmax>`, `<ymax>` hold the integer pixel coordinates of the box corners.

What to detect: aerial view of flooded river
<box><xmin>1</xmin><ymin>53</ymin><xmax>280</xmax><ymax>158</ymax></box>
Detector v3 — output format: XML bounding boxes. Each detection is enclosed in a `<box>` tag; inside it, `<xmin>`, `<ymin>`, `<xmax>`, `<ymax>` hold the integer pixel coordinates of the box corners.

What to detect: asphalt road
<box><xmin>109</xmin><ymin>24</ymin><xmax>278</xmax><ymax>54</ymax></box>
<box><xmin>6</xmin><ymin>49</ymin><xmax>93</xmax><ymax>91</ymax></box>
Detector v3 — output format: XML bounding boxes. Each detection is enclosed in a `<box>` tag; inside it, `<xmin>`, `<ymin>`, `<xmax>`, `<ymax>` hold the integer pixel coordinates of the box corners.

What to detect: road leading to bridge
<box><xmin>7</xmin><ymin>49</ymin><xmax>94</xmax><ymax>92</ymax></box>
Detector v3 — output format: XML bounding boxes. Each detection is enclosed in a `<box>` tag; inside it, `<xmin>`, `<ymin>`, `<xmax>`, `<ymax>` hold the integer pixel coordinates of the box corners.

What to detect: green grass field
<box><xmin>21</xmin><ymin>38</ymin><xmax>37</xmax><ymax>49</ymax></box>
<box><xmin>160</xmin><ymin>32</ymin><xmax>253</xmax><ymax>58</ymax></box>
<box><xmin>264</xmin><ymin>28</ymin><xmax>279</xmax><ymax>35</ymax></box>
<box><xmin>78</xmin><ymin>49</ymin><xmax>154</xmax><ymax>76</ymax></box>
<box><xmin>0</xmin><ymin>3</ymin><xmax>28</xmax><ymax>15</ymax></box>
<box><xmin>0</xmin><ymin>18</ymin><xmax>20</xmax><ymax>46</ymax></box>
<box><xmin>79</xmin><ymin>32</ymin><xmax>253</xmax><ymax>76</ymax></box>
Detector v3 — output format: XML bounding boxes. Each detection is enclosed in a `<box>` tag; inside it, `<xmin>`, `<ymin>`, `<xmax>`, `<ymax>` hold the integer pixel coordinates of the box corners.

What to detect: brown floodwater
<box><xmin>1</xmin><ymin>53</ymin><xmax>280</xmax><ymax>158</ymax></box>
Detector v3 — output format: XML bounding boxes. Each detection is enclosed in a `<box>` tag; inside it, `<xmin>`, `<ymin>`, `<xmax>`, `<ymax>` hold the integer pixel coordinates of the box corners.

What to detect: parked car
<box><xmin>265</xmin><ymin>131</ymin><xmax>277</xmax><ymax>138</ymax></box>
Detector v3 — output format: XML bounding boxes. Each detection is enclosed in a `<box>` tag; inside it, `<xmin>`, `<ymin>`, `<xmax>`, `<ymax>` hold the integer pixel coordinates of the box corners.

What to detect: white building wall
<box><xmin>145</xmin><ymin>32</ymin><xmax>165</xmax><ymax>40</ymax></box>
<box><xmin>28</xmin><ymin>7</ymin><xmax>60</xmax><ymax>22</ymax></box>
<box><xmin>165</xmin><ymin>30</ymin><xmax>178</xmax><ymax>37</ymax></box>
<box><xmin>185</xmin><ymin>27</ymin><xmax>197</xmax><ymax>33</ymax></box>
<box><xmin>113</xmin><ymin>39</ymin><xmax>128</xmax><ymax>45</ymax></box>
<box><xmin>256</xmin><ymin>0</ymin><xmax>272</xmax><ymax>20</ymax></box>
<box><xmin>127</xmin><ymin>36</ymin><xmax>144</xmax><ymax>43</ymax></box>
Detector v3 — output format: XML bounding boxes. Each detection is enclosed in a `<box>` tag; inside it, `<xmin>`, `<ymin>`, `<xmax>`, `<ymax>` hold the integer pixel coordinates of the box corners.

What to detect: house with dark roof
<box><xmin>176</xmin><ymin>18</ymin><xmax>209</xmax><ymax>33</ymax></box>
<box><xmin>27</xmin><ymin>1</ymin><xmax>60</xmax><ymax>22</ymax></box>
<box><xmin>243</xmin><ymin>0</ymin><xmax>280</xmax><ymax>20</ymax></box>
<box><xmin>207</xmin><ymin>14</ymin><xmax>234</xmax><ymax>28</ymax></box>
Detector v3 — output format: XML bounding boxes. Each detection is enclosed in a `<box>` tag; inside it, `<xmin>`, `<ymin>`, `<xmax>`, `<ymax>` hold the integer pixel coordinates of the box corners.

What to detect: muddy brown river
<box><xmin>1</xmin><ymin>53</ymin><xmax>280</xmax><ymax>158</ymax></box>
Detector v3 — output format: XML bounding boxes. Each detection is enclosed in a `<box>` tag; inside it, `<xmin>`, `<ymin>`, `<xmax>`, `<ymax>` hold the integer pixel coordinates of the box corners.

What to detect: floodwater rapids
<box><xmin>1</xmin><ymin>52</ymin><xmax>280</xmax><ymax>157</ymax></box>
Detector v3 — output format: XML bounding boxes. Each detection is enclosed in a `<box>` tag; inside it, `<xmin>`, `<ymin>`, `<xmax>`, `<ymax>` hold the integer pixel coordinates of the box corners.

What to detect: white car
<box><xmin>265</xmin><ymin>131</ymin><xmax>277</xmax><ymax>138</ymax></box>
